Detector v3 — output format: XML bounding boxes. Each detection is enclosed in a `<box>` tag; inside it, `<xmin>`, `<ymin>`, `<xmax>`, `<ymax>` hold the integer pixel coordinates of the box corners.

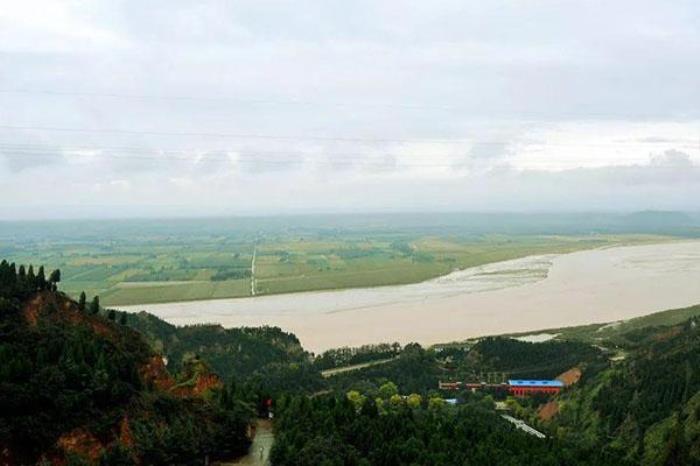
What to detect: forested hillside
<box><xmin>550</xmin><ymin>319</ymin><xmax>700</xmax><ymax>465</ymax></box>
<box><xmin>125</xmin><ymin>311</ymin><xmax>326</xmax><ymax>403</ymax></box>
<box><xmin>325</xmin><ymin>337</ymin><xmax>604</xmax><ymax>395</ymax></box>
<box><xmin>0</xmin><ymin>260</ymin><xmax>251</xmax><ymax>465</ymax></box>
<box><xmin>270</xmin><ymin>391</ymin><xmax>616</xmax><ymax>466</ymax></box>
<box><xmin>4</xmin><ymin>257</ymin><xmax>700</xmax><ymax>465</ymax></box>
<box><xmin>314</xmin><ymin>342</ymin><xmax>402</xmax><ymax>371</ymax></box>
<box><xmin>463</xmin><ymin>337</ymin><xmax>604</xmax><ymax>380</ymax></box>
<box><xmin>127</xmin><ymin>311</ymin><xmax>309</xmax><ymax>380</ymax></box>
<box><xmin>269</xmin><ymin>318</ymin><xmax>700</xmax><ymax>465</ymax></box>
<box><xmin>326</xmin><ymin>343</ymin><xmax>443</xmax><ymax>394</ymax></box>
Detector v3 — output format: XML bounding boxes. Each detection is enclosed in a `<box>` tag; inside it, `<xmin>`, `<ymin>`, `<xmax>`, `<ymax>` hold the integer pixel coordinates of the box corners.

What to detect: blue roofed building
<box><xmin>508</xmin><ymin>379</ymin><xmax>564</xmax><ymax>397</ymax></box>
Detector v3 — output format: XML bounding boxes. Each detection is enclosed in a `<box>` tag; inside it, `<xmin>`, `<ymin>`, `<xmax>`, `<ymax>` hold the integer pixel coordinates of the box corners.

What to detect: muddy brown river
<box><xmin>118</xmin><ymin>241</ymin><xmax>700</xmax><ymax>352</ymax></box>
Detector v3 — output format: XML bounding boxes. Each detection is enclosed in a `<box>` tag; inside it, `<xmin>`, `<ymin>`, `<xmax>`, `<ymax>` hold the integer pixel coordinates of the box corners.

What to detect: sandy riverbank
<box><xmin>118</xmin><ymin>241</ymin><xmax>700</xmax><ymax>352</ymax></box>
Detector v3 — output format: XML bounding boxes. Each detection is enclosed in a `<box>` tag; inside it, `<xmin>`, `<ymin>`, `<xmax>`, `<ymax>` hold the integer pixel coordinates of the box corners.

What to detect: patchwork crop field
<box><xmin>0</xmin><ymin>215</ymin><xmax>676</xmax><ymax>306</ymax></box>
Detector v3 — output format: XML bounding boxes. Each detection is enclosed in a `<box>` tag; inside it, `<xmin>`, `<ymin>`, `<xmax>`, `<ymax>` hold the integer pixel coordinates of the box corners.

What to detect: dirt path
<box><xmin>217</xmin><ymin>420</ymin><xmax>273</xmax><ymax>466</ymax></box>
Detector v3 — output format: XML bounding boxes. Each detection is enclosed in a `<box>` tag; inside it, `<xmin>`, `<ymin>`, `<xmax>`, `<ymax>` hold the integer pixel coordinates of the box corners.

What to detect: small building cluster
<box><xmin>439</xmin><ymin>379</ymin><xmax>564</xmax><ymax>397</ymax></box>
<box><xmin>508</xmin><ymin>379</ymin><xmax>563</xmax><ymax>396</ymax></box>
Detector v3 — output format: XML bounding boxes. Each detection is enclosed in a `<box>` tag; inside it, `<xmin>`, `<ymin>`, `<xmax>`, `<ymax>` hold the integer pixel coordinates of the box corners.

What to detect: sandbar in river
<box><xmin>118</xmin><ymin>241</ymin><xmax>700</xmax><ymax>352</ymax></box>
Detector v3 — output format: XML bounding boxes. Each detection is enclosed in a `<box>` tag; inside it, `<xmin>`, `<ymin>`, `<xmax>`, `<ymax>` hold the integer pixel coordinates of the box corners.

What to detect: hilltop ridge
<box><xmin>0</xmin><ymin>260</ymin><xmax>251</xmax><ymax>465</ymax></box>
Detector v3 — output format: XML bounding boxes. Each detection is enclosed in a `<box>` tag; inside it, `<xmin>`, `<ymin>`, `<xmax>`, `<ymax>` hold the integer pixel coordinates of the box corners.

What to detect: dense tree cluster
<box><xmin>126</xmin><ymin>312</ymin><xmax>321</xmax><ymax>391</ymax></box>
<box><xmin>0</xmin><ymin>260</ymin><xmax>62</xmax><ymax>313</ymax></box>
<box><xmin>323</xmin><ymin>338</ymin><xmax>605</xmax><ymax>400</ymax></box>
<box><xmin>0</xmin><ymin>261</ymin><xmax>252</xmax><ymax>465</ymax></box>
<box><xmin>328</xmin><ymin>343</ymin><xmax>443</xmax><ymax>395</ymax></box>
<box><xmin>124</xmin><ymin>388</ymin><xmax>251</xmax><ymax>465</ymax></box>
<box><xmin>270</xmin><ymin>391</ymin><xmax>615</xmax><ymax>466</ymax></box>
<box><xmin>457</xmin><ymin>337</ymin><xmax>604</xmax><ymax>380</ymax></box>
<box><xmin>314</xmin><ymin>343</ymin><xmax>402</xmax><ymax>371</ymax></box>
<box><xmin>552</xmin><ymin>319</ymin><xmax>700</xmax><ymax>465</ymax></box>
<box><xmin>210</xmin><ymin>267</ymin><xmax>252</xmax><ymax>281</ymax></box>
<box><xmin>0</xmin><ymin>311</ymin><xmax>147</xmax><ymax>459</ymax></box>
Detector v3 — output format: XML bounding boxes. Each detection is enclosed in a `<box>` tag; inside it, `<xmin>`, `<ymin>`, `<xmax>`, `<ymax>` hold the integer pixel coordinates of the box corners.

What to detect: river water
<box><xmin>118</xmin><ymin>241</ymin><xmax>700</xmax><ymax>352</ymax></box>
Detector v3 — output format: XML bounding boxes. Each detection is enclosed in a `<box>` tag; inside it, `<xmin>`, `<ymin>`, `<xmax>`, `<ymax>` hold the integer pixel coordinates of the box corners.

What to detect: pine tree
<box><xmin>0</xmin><ymin>261</ymin><xmax>10</xmax><ymax>289</ymax></box>
<box><xmin>37</xmin><ymin>266</ymin><xmax>46</xmax><ymax>290</ymax></box>
<box><xmin>49</xmin><ymin>269</ymin><xmax>61</xmax><ymax>284</ymax></box>
<box><xmin>90</xmin><ymin>296</ymin><xmax>100</xmax><ymax>315</ymax></box>
<box><xmin>27</xmin><ymin>265</ymin><xmax>35</xmax><ymax>289</ymax></box>
<box><xmin>108</xmin><ymin>309</ymin><xmax>116</xmax><ymax>321</ymax></box>
<box><xmin>119</xmin><ymin>312</ymin><xmax>127</xmax><ymax>325</ymax></box>
<box><xmin>78</xmin><ymin>291</ymin><xmax>87</xmax><ymax>311</ymax></box>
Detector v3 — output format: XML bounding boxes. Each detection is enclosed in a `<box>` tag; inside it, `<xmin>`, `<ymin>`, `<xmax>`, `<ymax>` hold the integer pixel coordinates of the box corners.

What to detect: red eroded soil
<box><xmin>55</xmin><ymin>428</ymin><xmax>104</xmax><ymax>464</ymax></box>
<box><xmin>556</xmin><ymin>367</ymin><xmax>582</xmax><ymax>386</ymax></box>
<box><xmin>537</xmin><ymin>400</ymin><xmax>560</xmax><ymax>422</ymax></box>
<box><xmin>139</xmin><ymin>355</ymin><xmax>176</xmax><ymax>391</ymax></box>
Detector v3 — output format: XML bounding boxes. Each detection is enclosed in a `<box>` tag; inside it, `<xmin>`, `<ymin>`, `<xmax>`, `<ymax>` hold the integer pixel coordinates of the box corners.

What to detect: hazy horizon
<box><xmin>2</xmin><ymin>208</ymin><xmax>700</xmax><ymax>222</ymax></box>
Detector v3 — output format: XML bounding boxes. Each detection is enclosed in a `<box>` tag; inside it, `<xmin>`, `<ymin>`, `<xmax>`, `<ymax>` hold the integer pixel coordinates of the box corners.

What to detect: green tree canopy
<box><xmin>89</xmin><ymin>296</ymin><xmax>100</xmax><ymax>315</ymax></box>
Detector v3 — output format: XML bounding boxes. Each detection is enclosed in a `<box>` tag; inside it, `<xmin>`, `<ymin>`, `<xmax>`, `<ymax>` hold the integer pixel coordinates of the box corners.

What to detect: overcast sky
<box><xmin>0</xmin><ymin>0</ymin><xmax>699</xmax><ymax>219</ymax></box>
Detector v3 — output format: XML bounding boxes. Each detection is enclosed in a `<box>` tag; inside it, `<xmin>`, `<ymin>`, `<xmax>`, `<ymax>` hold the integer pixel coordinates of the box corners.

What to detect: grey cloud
<box><xmin>650</xmin><ymin>149</ymin><xmax>694</xmax><ymax>168</ymax></box>
<box><xmin>0</xmin><ymin>145</ymin><xmax>65</xmax><ymax>173</ymax></box>
<box><xmin>636</xmin><ymin>137</ymin><xmax>677</xmax><ymax>143</ymax></box>
<box><xmin>518</xmin><ymin>150</ymin><xmax>700</xmax><ymax>188</ymax></box>
<box><xmin>469</xmin><ymin>142</ymin><xmax>511</xmax><ymax>160</ymax></box>
<box><xmin>96</xmin><ymin>149</ymin><xmax>175</xmax><ymax>175</ymax></box>
<box><xmin>192</xmin><ymin>150</ymin><xmax>234</xmax><ymax>174</ymax></box>
<box><xmin>451</xmin><ymin>139</ymin><xmax>514</xmax><ymax>172</ymax></box>
<box><xmin>237</xmin><ymin>150</ymin><xmax>305</xmax><ymax>174</ymax></box>
<box><xmin>0</xmin><ymin>1</ymin><xmax>699</xmax><ymax>218</ymax></box>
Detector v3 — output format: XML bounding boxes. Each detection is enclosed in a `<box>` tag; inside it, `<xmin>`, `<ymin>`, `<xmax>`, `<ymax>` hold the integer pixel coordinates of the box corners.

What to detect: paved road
<box><xmin>501</xmin><ymin>414</ymin><xmax>546</xmax><ymax>439</ymax></box>
<box><xmin>320</xmin><ymin>358</ymin><xmax>396</xmax><ymax>378</ymax></box>
<box><xmin>217</xmin><ymin>420</ymin><xmax>274</xmax><ymax>466</ymax></box>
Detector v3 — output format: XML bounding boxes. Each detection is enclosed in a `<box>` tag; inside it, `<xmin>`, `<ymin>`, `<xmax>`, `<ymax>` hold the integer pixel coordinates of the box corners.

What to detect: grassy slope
<box><xmin>492</xmin><ymin>303</ymin><xmax>700</xmax><ymax>346</ymax></box>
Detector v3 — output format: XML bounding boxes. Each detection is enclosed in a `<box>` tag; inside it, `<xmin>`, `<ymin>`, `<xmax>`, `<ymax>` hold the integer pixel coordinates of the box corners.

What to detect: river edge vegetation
<box><xmin>269</xmin><ymin>307</ymin><xmax>700</xmax><ymax>465</ymax></box>
<box><xmin>3</xmin><ymin>258</ymin><xmax>700</xmax><ymax>464</ymax></box>
<box><xmin>2</xmin><ymin>212</ymin><xmax>696</xmax><ymax>306</ymax></box>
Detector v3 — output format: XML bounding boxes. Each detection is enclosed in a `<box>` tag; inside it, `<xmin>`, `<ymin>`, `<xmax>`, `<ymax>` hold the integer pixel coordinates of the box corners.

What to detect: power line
<box><xmin>0</xmin><ymin>89</ymin><xmax>458</xmax><ymax>111</ymax></box>
<box><xmin>0</xmin><ymin>125</ymin><xmax>694</xmax><ymax>147</ymax></box>
<box><xmin>0</xmin><ymin>145</ymin><xmax>677</xmax><ymax>169</ymax></box>
<box><xmin>0</xmin><ymin>124</ymin><xmax>481</xmax><ymax>144</ymax></box>
<box><xmin>0</xmin><ymin>137</ymin><xmax>693</xmax><ymax>170</ymax></box>
<box><xmin>0</xmin><ymin>140</ymin><xmax>692</xmax><ymax>157</ymax></box>
<box><xmin>2</xmin><ymin>89</ymin><xmax>697</xmax><ymax>122</ymax></box>
<box><xmin>0</xmin><ymin>151</ymin><xmax>459</xmax><ymax>168</ymax></box>
<box><xmin>0</xmin><ymin>140</ymin><xmax>688</xmax><ymax>156</ymax></box>
<box><xmin>0</xmin><ymin>147</ymin><xmax>458</xmax><ymax>167</ymax></box>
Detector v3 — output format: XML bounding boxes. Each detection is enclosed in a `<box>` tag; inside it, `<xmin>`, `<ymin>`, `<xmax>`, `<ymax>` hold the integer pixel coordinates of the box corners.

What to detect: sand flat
<box><xmin>118</xmin><ymin>241</ymin><xmax>700</xmax><ymax>352</ymax></box>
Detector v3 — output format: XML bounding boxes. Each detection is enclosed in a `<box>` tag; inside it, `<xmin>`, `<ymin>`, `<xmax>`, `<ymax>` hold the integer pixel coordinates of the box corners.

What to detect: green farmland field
<box><xmin>0</xmin><ymin>214</ymin><xmax>685</xmax><ymax>306</ymax></box>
